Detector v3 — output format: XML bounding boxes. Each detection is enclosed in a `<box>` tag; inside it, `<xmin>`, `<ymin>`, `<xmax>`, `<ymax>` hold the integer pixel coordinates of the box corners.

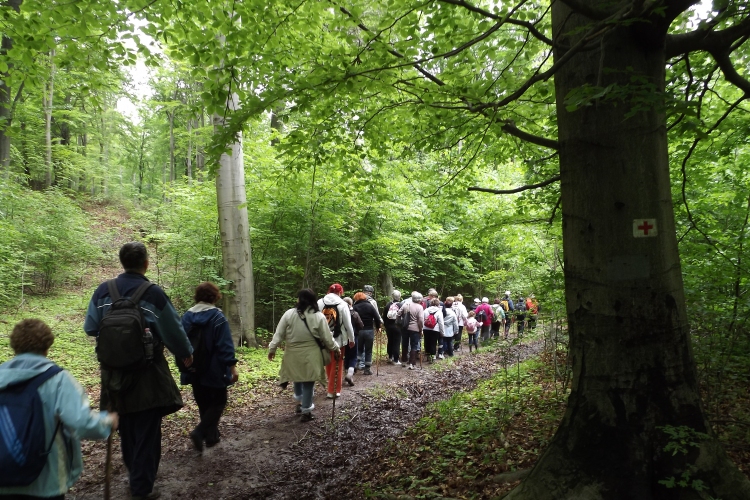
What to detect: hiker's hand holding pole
<box><xmin>333</xmin><ymin>347</ymin><xmax>342</xmax><ymax>360</ymax></box>
<box><xmin>267</xmin><ymin>351</ymin><xmax>276</xmax><ymax>361</ymax></box>
<box><xmin>107</xmin><ymin>412</ymin><xmax>119</xmax><ymax>431</ymax></box>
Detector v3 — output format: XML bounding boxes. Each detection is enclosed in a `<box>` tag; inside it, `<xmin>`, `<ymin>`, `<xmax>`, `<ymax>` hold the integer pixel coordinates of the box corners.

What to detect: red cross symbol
<box><xmin>637</xmin><ymin>220</ymin><xmax>654</xmax><ymax>235</ymax></box>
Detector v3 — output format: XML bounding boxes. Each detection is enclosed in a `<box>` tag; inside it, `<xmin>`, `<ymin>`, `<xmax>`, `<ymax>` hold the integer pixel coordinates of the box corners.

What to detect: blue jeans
<box><xmin>468</xmin><ymin>333</ymin><xmax>478</xmax><ymax>347</ymax></box>
<box><xmin>357</xmin><ymin>329</ymin><xmax>374</xmax><ymax>368</ymax></box>
<box><xmin>442</xmin><ymin>336</ymin><xmax>454</xmax><ymax>356</ymax></box>
<box><xmin>293</xmin><ymin>381</ymin><xmax>315</xmax><ymax>414</ymax></box>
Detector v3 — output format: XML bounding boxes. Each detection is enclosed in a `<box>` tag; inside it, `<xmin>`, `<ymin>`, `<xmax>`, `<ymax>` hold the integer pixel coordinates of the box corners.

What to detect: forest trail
<box><xmin>71</xmin><ymin>338</ymin><xmax>543</xmax><ymax>500</ymax></box>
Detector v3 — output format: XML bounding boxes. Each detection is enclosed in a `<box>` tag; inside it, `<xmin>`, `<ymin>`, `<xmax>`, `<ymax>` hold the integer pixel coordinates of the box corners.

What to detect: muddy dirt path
<box><xmin>70</xmin><ymin>338</ymin><xmax>543</xmax><ymax>500</ymax></box>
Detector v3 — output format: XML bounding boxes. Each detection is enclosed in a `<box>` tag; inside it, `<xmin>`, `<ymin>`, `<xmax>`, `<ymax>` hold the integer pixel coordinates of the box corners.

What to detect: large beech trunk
<box><xmin>506</xmin><ymin>3</ymin><xmax>750</xmax><ymax>499</ymax></box>
<box><xmin>215</xmin><ymin>93</ymin><xmax>256</xmax><ymax>347</ymax></box>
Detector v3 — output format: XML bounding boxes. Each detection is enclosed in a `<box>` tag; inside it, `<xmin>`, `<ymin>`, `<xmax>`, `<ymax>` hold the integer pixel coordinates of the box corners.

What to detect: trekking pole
<box><xmin>376</xmin><ymin>328</ymin><xmax>381</xmax><ymax>376</ymax></box>
<box><xmin>104</xmin><ymin>432</ymin><xmax>112</xmax><ymax>499</ymax></box>
<box><xmin>331</xmin><ymin>352</ymin><xmax>340</xmax><ymax>426</ymax></box>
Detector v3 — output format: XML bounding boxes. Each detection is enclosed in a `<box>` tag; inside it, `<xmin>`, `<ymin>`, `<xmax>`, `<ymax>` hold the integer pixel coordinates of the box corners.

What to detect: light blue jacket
<box><xmin>0</xmin><ymin>353</ymin><xmax>112</xmax><ymax>497</ymax></box>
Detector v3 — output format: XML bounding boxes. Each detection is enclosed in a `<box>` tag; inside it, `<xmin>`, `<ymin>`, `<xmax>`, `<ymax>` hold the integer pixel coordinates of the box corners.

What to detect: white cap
<box><xmin>482</xmin><ymin>297</ymin><xmax>489</xmax><ymax>303</ymax></box>
<box><xmin>473</xmin><ymin>298</ymin><xmax>480</xmax><ymax>303</ymax></box>
<box><xmin>505</xmin><ymin>291</ymin><xmax>511</xmax><ymax>296</ymax></box>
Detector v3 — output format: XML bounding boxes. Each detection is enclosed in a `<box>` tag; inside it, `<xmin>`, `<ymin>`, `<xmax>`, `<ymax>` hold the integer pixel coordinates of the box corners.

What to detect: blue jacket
<box><xmin>0</xmin><ymin>354</ymin><xmax>112</xmax><ymax>497</ymax></box>
<box><xmin>180</xmin><ymin>304</ymin><xmax>238</xmax><ymax>388</ymax></box>
<box><xmin>84</xmin><ymin>272</ymin><xmax>192</xmax><ymax>414</ymax></box>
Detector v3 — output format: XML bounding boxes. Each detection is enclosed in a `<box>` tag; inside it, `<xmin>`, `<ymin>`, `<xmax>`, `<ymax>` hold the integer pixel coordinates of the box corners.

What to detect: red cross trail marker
<box><xmin>633</xmin><ymin>219</ymin><xmax>658</xmax><ymax>238</ymax></box>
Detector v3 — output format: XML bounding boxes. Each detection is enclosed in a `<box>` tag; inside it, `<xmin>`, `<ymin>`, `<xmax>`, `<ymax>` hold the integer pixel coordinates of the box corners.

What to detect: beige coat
<box><xmin>269</xmin><ymin>307</ymin><xmax>339</xmax><ymax>385</ymax></box>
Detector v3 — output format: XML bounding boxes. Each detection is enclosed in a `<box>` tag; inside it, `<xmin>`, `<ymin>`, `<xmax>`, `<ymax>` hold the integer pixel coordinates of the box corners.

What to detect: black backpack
<box><xmin>96</xmin><ymin>280</ymin><xmax>155</xmax><ymax>371</ymax></box>
<box><xmin>0</xmin><ymin>365</ymin><xmax>63</xmax><ymax>487</ymax></box>
<box><xmin>476</xmin><ymin>308</ymin><xmax>487</xmax><ymax>323</ymax></box>
<box><xmin>175</xmin><ymin>316</ymin><xmax>215</xmax><ymax>375</ymax></box>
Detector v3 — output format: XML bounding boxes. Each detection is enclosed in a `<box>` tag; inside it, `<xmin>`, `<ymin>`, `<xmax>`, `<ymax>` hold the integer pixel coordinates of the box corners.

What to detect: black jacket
<box><xmin>353</xmin><ymin>300</ymin><xmax>382</xmax><ymax>331</ymax></box>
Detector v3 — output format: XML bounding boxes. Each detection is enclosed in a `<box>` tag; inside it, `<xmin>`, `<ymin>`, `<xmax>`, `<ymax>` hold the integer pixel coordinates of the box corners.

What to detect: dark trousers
<box><xmin>345</xmin><ymin>335</ymin><xmax>358</xmax><ymax>369</ymax></box>
<box><xmin>491</xmin><ymin>321</ymin><xmax>501</xmax><ymax>337</ymax></box>
<box><xmin>385</xmin><ymin>324</ymin><xmax>401</xmax><ymax>361</ymax></box>
<box><xmin>120</xmin><ymin>408</ymin><xmax>162</xmax><ymax>497</ymax></box>
<box><xmin>192</xmin><ymin>384</ymin><xmax>228</xmax><ymax>446</ymax></box>
<box><xmin>454</xmin><ymin>326</ymin><xmax>463</xmax><ymax>348</ymax></box>
<box><xmin>424</xmin><ymin>330</ymin><xmax>440</xmax><ymax>356</ymax></box>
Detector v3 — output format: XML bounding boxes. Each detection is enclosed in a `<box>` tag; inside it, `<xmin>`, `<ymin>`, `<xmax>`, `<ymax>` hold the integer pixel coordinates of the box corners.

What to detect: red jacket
<box><xmin>474</xmin><ymin>303</ymin><xmax>494</xmax><ymax>325</ymax></box>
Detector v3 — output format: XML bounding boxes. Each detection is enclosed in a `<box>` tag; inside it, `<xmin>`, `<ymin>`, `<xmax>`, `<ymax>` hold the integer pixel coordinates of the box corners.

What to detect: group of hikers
<box><xmin>0</xmin><ymin>241</ymin><xmax>540</xmax><ymax>500</ymax></box>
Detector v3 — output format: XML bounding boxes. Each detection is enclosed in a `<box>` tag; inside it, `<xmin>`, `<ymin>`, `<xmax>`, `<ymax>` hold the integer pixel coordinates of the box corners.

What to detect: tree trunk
<box><xmin>215</xmin><ymin>93</ymin><xmax>256</xmax><ymax>347</ymax></box>
<box><xmin>168</xmin><ymin>110</ymin><xmax>175</xmax><ymax>183</ymax></box>
<box><xmin>186</xmin><ymin>118</ymin><xmax>192</xmax><ymax>182</ymax></box>
<box><xmin>506</xmin><ymin>3</ymin><xmax>750</xmax><ymax>499</ymax></box>
<box><xmin>0</xmin><ymin>0</ymin><xmax>22</xmax><ymax>175</ymax></box>
<box><xmin>43</xmin><ymin>50</ymin><xmax>55</xmax><ymax>188</ymax></box>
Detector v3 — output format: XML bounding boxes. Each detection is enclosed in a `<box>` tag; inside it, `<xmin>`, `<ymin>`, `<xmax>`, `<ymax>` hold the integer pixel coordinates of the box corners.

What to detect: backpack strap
<box><xmin>128</xmin><ymin>281</ymin><xmax>154</xmax><ymax>305</ymax></box>
<box><xmin>106</xmin><ymin>279</ymin><xmax>121</xmax><ymax>302</ymax></box>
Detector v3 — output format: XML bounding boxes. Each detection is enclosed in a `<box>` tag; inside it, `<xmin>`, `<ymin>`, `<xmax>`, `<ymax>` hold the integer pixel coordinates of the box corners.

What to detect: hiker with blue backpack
<box><xmin>179</xmin><ymin>282</ymin><xmax>239</xmax><ymax>455</ymax></box>
<box><xmin>0</xmin><ymin>319</ymin><xmax>118</xmax><ymax>499</ymax></box>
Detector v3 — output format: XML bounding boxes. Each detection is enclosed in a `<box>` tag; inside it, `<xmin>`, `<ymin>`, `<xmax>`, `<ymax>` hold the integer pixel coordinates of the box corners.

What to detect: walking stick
<box><xmin>376</xmin><ymin>328</ymin><xmax>381</xmax><ymax>376</ymax></box>
<box><xmin>104</xmin><ymin>432</ymin><xmax>112</xmax><ymax>499</ymax></box>
<box><xmin>331</xmin><ymin>351</ymin><xmax>340</xmax><ymax>425</ymax></box>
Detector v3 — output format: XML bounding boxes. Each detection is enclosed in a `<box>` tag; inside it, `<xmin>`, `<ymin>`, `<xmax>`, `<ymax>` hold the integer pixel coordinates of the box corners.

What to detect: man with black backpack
<box><xmin>84</xmin><ymin>242</ymin><xmax>193</xmax><ymax>500</ymax></box>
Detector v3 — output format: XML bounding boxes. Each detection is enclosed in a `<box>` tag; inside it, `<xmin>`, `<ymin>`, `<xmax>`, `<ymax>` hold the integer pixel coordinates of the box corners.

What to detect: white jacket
<box><xmin>423</xmin><ymin>305</ymin><xmax>444</xmax><ymax>334</ymax></box>
<box><xmin>453</xmin><ymin>302</ymin><xmax>468</xmax><ymax>326</ymax></box>
<box><xmin>317</xmin><ymin>293</ymin><xmax>354</xmax><ymax>345</ymax></box>
<box><xmin>443</xmin><ymin>307</ymin><xmax>458</xmax><ymax>337</ymax></box>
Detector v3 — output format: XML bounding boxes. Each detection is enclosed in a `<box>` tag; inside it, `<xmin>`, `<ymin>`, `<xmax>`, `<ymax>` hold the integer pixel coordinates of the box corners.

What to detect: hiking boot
<box><xmin>326</xmin><ymin>393</ymin><xmax>334</xmax><ymax>399</ymax></box>
<box><xmin>345</xmin><ymin>375</ymin><xmax>354</xmax><ymax>386</ymax></box>
<box><xmin>395</xmin><ymin>359</ymin><xmax>401</xmax><ymax>365</ymax></box>
<box><xmin>408</xmin><ymin>363</ymin><xmax>414</xmax><ymax>370</ymax></box>
<box><xmin>189</xmin><ymin>432</ymin><xmax>203</xmax><ymax>454</ymax></box>
<box><xmin>438</xmin><ymin>354</ymin><xmax>445</xmax><ymax>360</ymax></box>
<box><xmin>300</xmin><ymin>413</ymin><xmax>315</xmax><ymax>423</ymax></box>
<box><xmin>363</xmin><ymin>367</ymin><xmax>372</xmax><ymax>375</ymax></box>
<box><xmin>295</xmin><ymin>403</ymin><xmax>302</xmax><ymax>414</ymax></box>
<box><xmin>131</xmin><ymin>488</ymin><xmax>161</xmax><ymax>500</ymax></box>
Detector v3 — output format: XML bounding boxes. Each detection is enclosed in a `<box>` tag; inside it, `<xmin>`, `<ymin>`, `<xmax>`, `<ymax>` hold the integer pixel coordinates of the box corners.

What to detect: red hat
<box><xmin>328</xmin><ymin>283</ymin><xmax>344</xmax><ymax>295</ymax></box>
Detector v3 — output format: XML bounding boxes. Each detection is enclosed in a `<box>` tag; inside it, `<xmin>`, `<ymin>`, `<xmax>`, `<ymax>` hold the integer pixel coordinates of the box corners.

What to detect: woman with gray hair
<box><xmin>397</xmin><ymin>292</ymin><xmax>425</xmax><ymax>370</ymax></box>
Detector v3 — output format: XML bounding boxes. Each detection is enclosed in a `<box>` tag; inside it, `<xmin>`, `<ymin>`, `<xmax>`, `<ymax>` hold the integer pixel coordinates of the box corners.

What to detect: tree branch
<box><xmin>666</xmin><ymin>14</ymin><xmax>750</xmax><ymax>58</ymax></box>
<box><xmin>500</xmin><ymin>120</ymin><xmax>558</xmax><ymax>149</ymax></box>
<box><xmin>468</xmin><ymin>174</ymin><xmax>560</xmax><ymax>194</ymax></box>
<box><xmin>710</xmin><ymin>47</ymin><xmax>750</xmax><ymax>96</ymax></box>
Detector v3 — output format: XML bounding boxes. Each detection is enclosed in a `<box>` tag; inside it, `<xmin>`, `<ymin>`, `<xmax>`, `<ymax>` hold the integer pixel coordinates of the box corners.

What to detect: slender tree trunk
<box><xmin>215</xmin><ymin>94</ymin><xmax>256</xmax><ymax>346</ymax></box>
<box><xmin>186</xmin><ymin>118</ymin><xmax>192</xmax><ymax>182</ymax></box>
<box><xmin>0</xmin><ymin>0</ymin><xmax>22</xmax><ymax>175</ymax></box>
<box><xmin>168</xmin><ymin>110</ymin><xmax>175</xmax><ymax>183</ymax></box>
<box><xmin>43</xmin><ymin>50</ymin><xmax>55</xmax><ymax>188</ymax></box>
<box><xmin>507</xmin><ymin>3</ymin><xmax>750</xmax><ymax>499</ymax></box>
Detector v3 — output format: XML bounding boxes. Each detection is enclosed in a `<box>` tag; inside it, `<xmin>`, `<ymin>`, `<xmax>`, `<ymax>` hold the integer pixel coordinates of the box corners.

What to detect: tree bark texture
<box><xmin>506</xmin><ymin>2</ymin><xmax>750</xmax><ymax>499</ymax></box>
<box><xmin>0</xmin><ymin>0</ymin><xmax>22</xmax><ymax>174</ymax></box>
<box><xmin>215</xmin><ymin>94</ymin><xmax>256</xmax><ymax>347</ymax></box>
<box><xmin>43</xmin><ymin>50</ymin><xmax>55</xmax><ymax>188</ymax></box>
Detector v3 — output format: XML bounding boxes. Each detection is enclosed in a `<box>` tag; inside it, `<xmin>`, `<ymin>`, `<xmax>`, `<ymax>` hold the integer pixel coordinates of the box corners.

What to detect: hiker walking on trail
<box><xmin>0</xmin><ymin>319</ymin><xmax>118</xmax><ymax>499</ymax></box>
<box><xmin>362</xmin><ymin>285</ymin><xmax>384</xmax><ymax>325</ymax></box>
<box><xmin>502</xmin><ymin>291</ymin><xmax>515</xmax><ymax>338</ymax></box>
<box><xmin>84</xmin><ymin>241</ymin><xmax>193</xmax><ymax>500</ymax></box>
<box><xmin>317</xmin><ymin>284</ymin><xmax>354</xmax><ymax>398</ymax></box>
<box><xmin>397</xmin><ymin>292</ymin><xmax>425</xmax><ymax>370</ymax></box>
<box><xmin>474</xmin><ymin>297</ymin><xmax>494</xmax><ymax>344</ymax></box>
<box><xmin>465</xmin><ymin>311</ymin><xmax>479</xmax><ymax>352</ymax></box>
<box><xmin>526</xmin><ymin>294</ymin><xmax>540</xmax><ymax>330</ymax></box>
<box><xmin>442</xmin><ymin>297</ymin><xmax>458</xmax><ymax>357</ymax></box>
<box><xmin>515</xmin><ymin>297</ymin><xmax>527</xmax><ymax>337</ymax></box>
<box><xmin>268</xmin><ymin>289</ymin><xmax>341</xmax><ymax>422</ymax></box>
<box><xmin>343</xmin><ymin>297</ymin><xmax>363</xmax><ymax>386</ymax></box>
<box><xmin>491</xmin><ymin>298</ymin><xmax>504</xmax><ymax>338</ymax></box>
<box><xmin>180</xmin><ymin>282</ymin><xmax>239</xmax><ymax>454</ymax></box>
<box><xmin>452</xmin><ymin>294</ymin><xmax>468</xmax><ymax>351</ymax></box>
<box><xmin>383</xmin><ymin>290</ymin><xmax>403</xmax><ymax>365</ymax></box>
<box><xmin>353</xmin><ymin>291</ymin><xmax>382</xmax><ymax>375</ymax></box>
<box><xmin>422</xmin><ymin>298</ymin><xmax>444</xmax><ymax>363</ymax></box>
